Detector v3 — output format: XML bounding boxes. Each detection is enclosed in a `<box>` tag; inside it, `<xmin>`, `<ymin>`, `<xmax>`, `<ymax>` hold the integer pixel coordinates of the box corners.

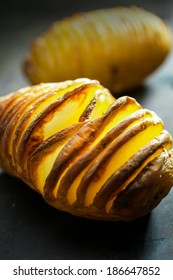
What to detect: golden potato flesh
<box><xmin>24</xmin><ymin>7</ymin><xmax>172</xmax><ymax>94</ymax></box>
<box><xmin>0</xmin><ymin>78</ymin><xmax>173</xmax><ymax>221</ymax></box>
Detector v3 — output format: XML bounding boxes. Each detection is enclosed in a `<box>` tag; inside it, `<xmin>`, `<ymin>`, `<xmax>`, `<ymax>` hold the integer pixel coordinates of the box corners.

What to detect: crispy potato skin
<box><xmin>0</xmin><ymin>78</ymin><xmax>173</xmax><ymax>221</ymax></box>
<box><xmin>24</xmin><ymin>6</ymin><xmax>172</xmax><ymax>94</ymax></box>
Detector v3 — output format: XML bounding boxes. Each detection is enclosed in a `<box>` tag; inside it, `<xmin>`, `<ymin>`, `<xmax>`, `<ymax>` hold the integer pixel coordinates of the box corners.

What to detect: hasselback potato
<box><xmin>0</xmin><ymin>78</ymin><xmax>173</xmax><ymax>221</ymax></box>
<box><xmin>24</xmin><ymin>6</ymin><xmax>172</xmax><ymax>94</ymax></box>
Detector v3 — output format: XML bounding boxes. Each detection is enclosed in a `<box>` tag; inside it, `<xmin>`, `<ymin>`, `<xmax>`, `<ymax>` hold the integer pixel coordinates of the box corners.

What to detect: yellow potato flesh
<box><xmin>16</xmin><ymin>83</ymin><xmax>81</xmax><ymax>143</ymax></box>
<box><xmin>30</xmin><ymin>85</ymin><xmax>114</xmax><ymax>192</ymax></box>
<box><xmin>42</xmin><ymin>86</ymin><xmax>114</xmax><ymax>140</ymax></box>
<box><xmin>33</xmin><ymin>137</ymin><xmax>72</xmax><ymax>194</ymax></box>
<box><xmin>13</xmin><ymin>82</ymin><xmax>90</xmax><ymax>165</ymax></box>
<box><xmin>88</xmin><ymin>89</ymin><xmax>115</xmax><ymax>120</ymax></box>
<box><xmin>66</xmin><ymin>119</ymin><xmax>163</xmax><ymax>205</ymax></box>
<box><xmin>94</xmin><ymin>100</ymin><xmax>141</xmax><ymax>142</ymax></box>
<box><xmin>84</xmin><ymin>122</ymin><xmax>164</xmax><ymax>206</ymax></box>
<box><xmin>52</xmin><ymin>99</ymin><xmax>141</xmax><ymax>199</ymax></box>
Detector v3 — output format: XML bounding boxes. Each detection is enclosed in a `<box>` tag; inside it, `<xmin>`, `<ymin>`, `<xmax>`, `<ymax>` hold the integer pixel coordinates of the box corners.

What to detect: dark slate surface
<box><xmin>0</xmin><ymin>0</ymin><xmax>173</xmax><ymax>260</ymax></box>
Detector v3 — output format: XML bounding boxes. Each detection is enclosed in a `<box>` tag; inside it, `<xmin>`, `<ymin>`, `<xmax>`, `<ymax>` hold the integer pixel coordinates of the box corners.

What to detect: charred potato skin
<box><xmin>24</xmin><ymin>6</ymin><xmax>172</xmax><ymax>93</ymax></box>
<box><xmin>109</xmin><ymin>150</ymin><xmax>173</xmax><ymax>221</ymax></box>
<box><xmin>0</xmin><ymin>79</ymin><xmax>173</xmax><ymax>221</ymax></box>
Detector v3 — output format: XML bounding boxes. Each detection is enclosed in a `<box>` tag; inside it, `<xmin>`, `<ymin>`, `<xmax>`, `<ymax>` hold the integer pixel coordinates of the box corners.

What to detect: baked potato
<box><xmin>0</xmin><ymin>78</ymin><xmax>173</xmax><ymax>221</ymax></box>
<box><xmin>24</xmin><ymin>6</ymin><xmax>172</xmax><ymax>94</ymax></box>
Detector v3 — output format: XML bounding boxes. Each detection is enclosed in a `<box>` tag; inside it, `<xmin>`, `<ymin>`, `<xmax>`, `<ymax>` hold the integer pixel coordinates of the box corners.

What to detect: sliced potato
<box><xmin>0</xmin><ymin>79</ymin><xmax>173</xmax><ymax>221</ymax></box>
<box><xmin>24</xmin><ymin>6</ymin><xmax>172</xmax><ymax>94</ymax></box>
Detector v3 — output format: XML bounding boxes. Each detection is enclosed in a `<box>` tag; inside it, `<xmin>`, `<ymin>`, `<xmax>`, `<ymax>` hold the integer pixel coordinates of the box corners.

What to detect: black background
<box><xmin>0</xmin><ymin>0</ymin><xmax>173</xmax><ymax>260</ymax></box>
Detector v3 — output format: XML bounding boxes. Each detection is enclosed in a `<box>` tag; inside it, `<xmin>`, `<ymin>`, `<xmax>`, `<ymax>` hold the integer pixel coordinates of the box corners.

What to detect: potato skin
<box><xmin>24</xmin><ymin>6</ymin><xmax>172</xmax><ymax>94</ymax></box>
<box><xmin>0</xmin><ymin>79</ymin><xmax>173</xmax><ymax>221</ymax></box>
